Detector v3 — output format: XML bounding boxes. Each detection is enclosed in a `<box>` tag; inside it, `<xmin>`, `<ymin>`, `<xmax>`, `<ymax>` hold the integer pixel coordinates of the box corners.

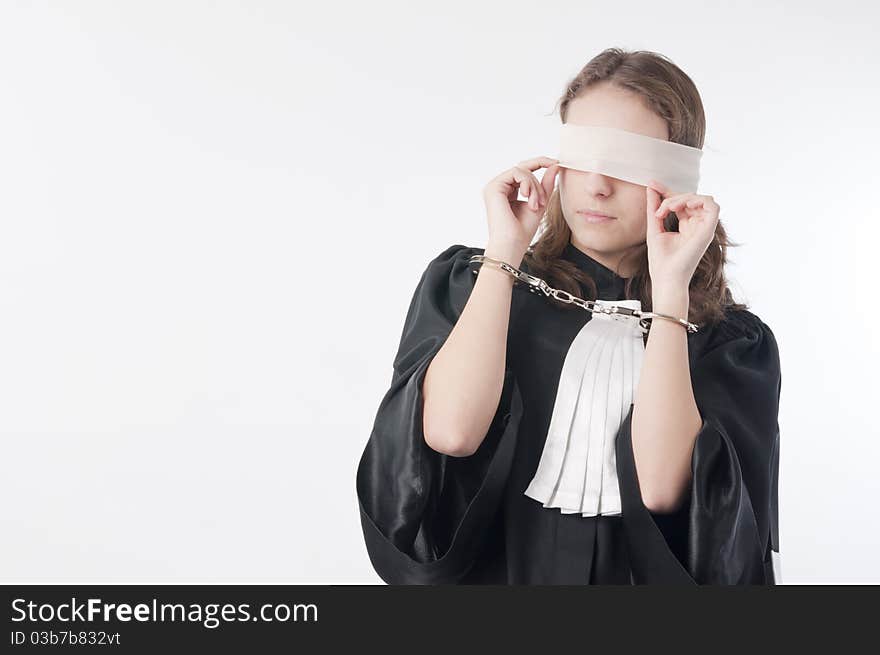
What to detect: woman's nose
<box><xmin>579</xmin><ymin>171</ymin><xmax>614</xmax><ymax>195</ymax></box>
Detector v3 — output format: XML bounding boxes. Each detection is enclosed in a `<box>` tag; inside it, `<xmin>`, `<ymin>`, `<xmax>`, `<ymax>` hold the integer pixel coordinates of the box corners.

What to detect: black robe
<box><xmin>355</xmin><ymin>242</ymin><xmax>782</xmax><ymax>585</ymax></box>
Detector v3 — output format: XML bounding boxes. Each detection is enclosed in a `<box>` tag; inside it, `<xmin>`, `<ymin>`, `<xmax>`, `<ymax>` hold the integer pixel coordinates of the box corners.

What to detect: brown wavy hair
<box><xmin>524</xmin><ymin>48</ymin><xmax>748</xmax><ymax>327</ymax></box>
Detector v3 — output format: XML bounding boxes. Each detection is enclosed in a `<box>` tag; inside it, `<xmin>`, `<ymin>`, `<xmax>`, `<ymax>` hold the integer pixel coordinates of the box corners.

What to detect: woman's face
<box><xmin>558</xmin><ymin>82</ymin><xmax>669</xmax><ymax>275</ymax></box>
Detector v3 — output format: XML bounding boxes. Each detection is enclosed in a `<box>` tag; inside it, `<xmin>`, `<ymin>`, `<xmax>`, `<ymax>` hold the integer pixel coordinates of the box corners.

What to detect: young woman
<box><xmin>355</xmin><ymin>48</ymin><xmax>782</xmax><ymax>585</ymax></box>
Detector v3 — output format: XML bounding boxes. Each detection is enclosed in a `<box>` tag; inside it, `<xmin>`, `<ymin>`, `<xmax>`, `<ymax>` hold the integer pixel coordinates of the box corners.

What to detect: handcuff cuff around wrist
<box><xmin>467</xmin><ymin>254</ymin><xmax>700</xmax><ymax>335</ymax></box>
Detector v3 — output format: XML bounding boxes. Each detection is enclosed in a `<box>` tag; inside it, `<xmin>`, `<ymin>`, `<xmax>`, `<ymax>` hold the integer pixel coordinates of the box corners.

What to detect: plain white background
<box><xmin>1</xmin><ymin>1</ymin><xmax>877</xmax><ymax>584</ymax></box>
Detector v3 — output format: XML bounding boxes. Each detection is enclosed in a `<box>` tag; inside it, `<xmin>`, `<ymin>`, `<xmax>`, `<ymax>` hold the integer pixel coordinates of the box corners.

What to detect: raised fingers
<box><xmin>540</xmin><ymin>164</ymin><xmax>560</xmax><ymax>201</ymax></box>
<box><xmin>513</xmin><ymin>165</ymin><xmax>545</xmax><ymax>210</ymax></box>
<box><xmin>520</xmin><ymin>157</ymin><xmax>559</xmax><ymax>203</ymax></box>
<box><xmin>499</xmin><ymin>166</ymin><xmax>540</xmax><ymax>210</ymax></box>
<box><xmin>684</xmin><ymin>196</ymin><xmax>718</xmax><ymax>210</ymax></box>
<box><xmin>654</xmin><ymin>194</ymin><xmax>693</xmax><ymax>217</ymax></box>
<box><xmin>516</xmin><ymin>156</ymin><xmax>560</xmax><ymax>173</ymax></box>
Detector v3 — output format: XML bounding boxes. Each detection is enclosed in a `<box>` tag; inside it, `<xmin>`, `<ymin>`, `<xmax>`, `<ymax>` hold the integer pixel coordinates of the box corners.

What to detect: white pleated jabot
<box><xmin>524</xmin><ymin>298</ymin><xmax>646</xmax><ymax>517</ymax></box>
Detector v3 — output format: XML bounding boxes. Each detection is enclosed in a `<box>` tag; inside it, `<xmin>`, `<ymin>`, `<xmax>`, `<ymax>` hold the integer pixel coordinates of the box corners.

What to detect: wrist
<box><xmin>652</xmin><ymin>287</ymin><xmax>690</xmax><ymax>316</ymax></box>
<box><xmin>484</xmin><ymin>242</ymin><xmax>527</xmax><ymax>267</ymax></box>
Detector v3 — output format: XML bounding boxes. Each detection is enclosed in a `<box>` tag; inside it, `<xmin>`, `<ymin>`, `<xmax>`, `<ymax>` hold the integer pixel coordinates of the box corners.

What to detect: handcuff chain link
<box><xmin>467</xmin><ymin>254</ymin><xmax>699</xmax><ymax>334</ymax></box>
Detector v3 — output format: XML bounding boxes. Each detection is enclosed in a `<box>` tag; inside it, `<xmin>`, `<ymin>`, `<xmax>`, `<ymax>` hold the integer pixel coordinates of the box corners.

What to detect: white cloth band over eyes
<box><xmin>524</xmin><ymin>299</ymin><xmax>645</xmax><ymax>517</ymax></box>
<box><xmin>557</xmin><ymin>123</ymin><xmax>703</xmax><ymax>194</ymax></box>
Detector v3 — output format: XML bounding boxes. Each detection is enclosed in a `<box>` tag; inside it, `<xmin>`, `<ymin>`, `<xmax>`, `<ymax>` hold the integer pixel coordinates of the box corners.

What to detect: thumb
<box><xmin>541</xmin><ymin>164</ymin><xmax>560</xmax><ymax>200</ymax></box>
<box><xmin>645</xmin><ymin>185</ymin><xmax>663</xmax><ymax>238</ymax></box>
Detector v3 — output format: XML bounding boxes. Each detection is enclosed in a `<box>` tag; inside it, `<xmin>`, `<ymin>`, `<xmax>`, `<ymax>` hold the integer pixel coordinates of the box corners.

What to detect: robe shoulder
<box><xmin>694</xmin><ymin>307</ymin><xmax>781</xmax><ymax>376</ymax></box>
<box><xmin>390</xmin><ymin>244</ymin><xmax>486</xmax><ymax>374</ymax></box>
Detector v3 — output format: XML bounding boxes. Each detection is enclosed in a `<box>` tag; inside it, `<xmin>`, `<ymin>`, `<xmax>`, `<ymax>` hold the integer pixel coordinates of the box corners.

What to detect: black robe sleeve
<box><xmin>355</xmin><ymin>244</ymin><xmax>524</xmax><ymax>584</ymax></box>
<box><xmin>616</xmin><ymin>309</ymin><xmax>782</xmax><ymax>585</ymax></box>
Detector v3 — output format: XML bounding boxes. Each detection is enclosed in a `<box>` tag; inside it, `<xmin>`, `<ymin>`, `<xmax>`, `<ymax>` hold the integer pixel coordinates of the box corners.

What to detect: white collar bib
<box><xmin>524</xmin><ymin>298</ymin><xmax>645</xmax><ymax>517</ymax></box>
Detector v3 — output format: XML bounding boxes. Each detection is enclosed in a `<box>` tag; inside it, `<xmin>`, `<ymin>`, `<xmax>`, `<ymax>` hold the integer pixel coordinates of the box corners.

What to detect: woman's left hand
<box><xmin>645</xmin><ymin>179</ymin><xmax>720</xmax><ymax>293</ymax></box>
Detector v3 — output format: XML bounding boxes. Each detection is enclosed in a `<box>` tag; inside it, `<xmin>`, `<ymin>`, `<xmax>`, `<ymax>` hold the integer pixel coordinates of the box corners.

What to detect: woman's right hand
<box><xmin>482</xmin><ymin>156</ymin><xmax>560</xmax><ymax>258</ymax></box>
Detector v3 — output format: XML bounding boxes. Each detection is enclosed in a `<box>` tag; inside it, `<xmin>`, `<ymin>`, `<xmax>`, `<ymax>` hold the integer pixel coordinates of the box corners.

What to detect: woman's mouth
<box><xmin>576</xmin><ymin>210</ymin><xmax>615</xmax><ymax>224</ymax></box>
